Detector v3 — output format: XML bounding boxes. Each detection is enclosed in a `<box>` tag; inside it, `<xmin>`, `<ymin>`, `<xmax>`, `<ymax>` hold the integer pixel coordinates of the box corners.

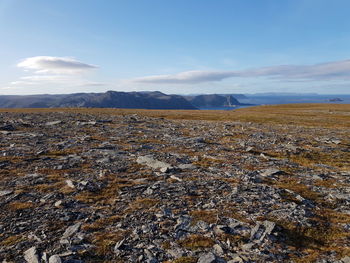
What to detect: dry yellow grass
<box><xmin>127</xmin><ymin>197</ymin><xmax>159</xmax><ymax>211</ymax></box>
<box><xmin>0</xmin><ymin>234</ymin><xmax>25</xmax><ymax>246</ymax></box>
<box><xmin>82</xmin><ymin>215</ymin><xmax>122</xmax><ymax>232</ymax></box>
<box><xmin>178</xmin><ymin>234</ymin><xmax>215</xmax><ymax>250</ymax></box>
<box><xmin>90</xmin><ymin>231</ymin><xmax>126</xmax><ymax>256</ymax></box>
<box><xmin>275</xmin><ymin>177</ymin><xmax>321</xmax><ymax>202</ymax></box>
<box><xmin>7</xmin><ymin>201</ymin><xmax>36</xmax><ymax>211</ymax></box>
<box><xmin>190</xmin><ymin>210</ymin><xmax>218</xmax><ymax>224</ymax></box>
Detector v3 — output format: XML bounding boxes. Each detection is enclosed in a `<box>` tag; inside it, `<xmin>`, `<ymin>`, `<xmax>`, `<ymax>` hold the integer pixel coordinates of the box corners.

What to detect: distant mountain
<box><xmin>183</xmin><ymin>94</ymin><xmax>241</xmax><ymax>108</ymax></box>
<box><xmin>251</xmin><ymin>92</ymin><xmax>319</xmax><ymax>96</ymax></box>
<box><xmin>0</xmin><ymin>91</ymin><xmax>197</xmax><ymax>109</ymax></box>
<box><xmin>239</xmin><ymin>93</ymin><xmax>350</xmax><ymax>105</ymax></box>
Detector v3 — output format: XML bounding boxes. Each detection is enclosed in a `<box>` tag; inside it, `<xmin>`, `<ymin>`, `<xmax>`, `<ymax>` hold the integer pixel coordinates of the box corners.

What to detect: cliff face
<box><xmin>0</xmin><ymin>91</ymin><xmax>197</xmax><ymax>109</ymax></box>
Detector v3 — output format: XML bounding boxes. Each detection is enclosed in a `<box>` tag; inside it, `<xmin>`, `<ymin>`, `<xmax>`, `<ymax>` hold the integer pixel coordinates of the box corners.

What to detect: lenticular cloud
<box><xmin>133</xmin><ymin>59</ymin><xmax>350</xmax><ymax>84</ymax></box>
<box><xmin>17</xmin><ymin>56</ymin><xmax>97</xmax><ymax>74</ymax></box>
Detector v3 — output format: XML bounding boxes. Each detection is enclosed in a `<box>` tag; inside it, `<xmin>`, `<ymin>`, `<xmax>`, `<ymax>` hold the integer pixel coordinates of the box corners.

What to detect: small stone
<box><xmin>45</xmin><ymin>121</ymin><xmax>62</xmax><ymax>126</ymax></box>
<box><xmin>250</xmin><ymin>220</ymin><xmax>275</xmax><ymax>243</ymax></box>
<box><xmin>166</xmin><ymin>247</ymin><xmax>184</xmax><ymax>258</ymax></box>
<box><xmin>260</xmin><ymin>168</ymin><xmax>281</xmax><ymax>177</ymax></box>
<box><xmin>198</xmin><ymin>252</ymin><xmax>217</xmax><ymax>263</ymax></box>
<box><xmin>49</xmin><ymin>255</ymin><xmax>62</xmax><ymax>263</ymax></box>
<box><xmin>54</xmin><ymin>200</ymin><xmax>63</xmax><ymax>207</ymax></box>
<box><xmin>213</xmin><ymin>244</ymin><xmax>224</xmax><ymax>255</ymax></box>
<box><xmin>41</xmin><ymin>252</ymin><xmax>48</xmax><ymax>263</ymax></box>
<box><xmin>245</xmin><ymin>146</ymin><xmax>254</xmax><ymax>152</ymax></box>
<box><xmin>66</xmin><ymin>180</ymin><xmax>75</xmax><ymax>189</ymax></box>
<box><xmin>177</xmin><ymin>163</ymin><xmax>197</xmax><ymax>170</ymax></box>
<box><xmin>0</xmin><ymin>190</ymin><xmax>13</xmax><ymax>197</ymax></box>
<box><xmin>241</xmin><ymin>242</ymin><xmax>254</xmax><ymax>250</ymax></box>
<box><xmin>136</xmin><ymin>155</ymin><xmax>172</xmax><ymax>171</ymax></box>
<box><xmin>170</xmin><ymin>175</ymin><xmax>182</xmax><ymax>182</ymax></box>
<box><xmin>61</xmin><ymin>222</ymin><xmax>82</xmax><ymax>240</ymax></box>
<box><xmin>24</xmin><ymin>247</ymin><xmax>40</xmax><ymax>263</ymax></box>
<box><xmin>160</xmin><ymin>167</ymin><xmax>170</xmax><ymax>173</ymax></box>
<box><xmin>228</xmin><ymin>256</ymin><xmax>244</xmax><ymax>263</ymax></box>
<box><xmin>114</xmin><ymin>239</ymin><xmax>125</xmax><ymax>253</ymax></box>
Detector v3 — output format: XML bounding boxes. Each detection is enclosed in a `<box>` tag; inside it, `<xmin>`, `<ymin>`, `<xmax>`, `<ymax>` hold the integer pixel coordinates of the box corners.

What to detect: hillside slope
<box><xmin>0</xmin><ymin>91</ymin><xmax>197</xmax><ymax>109</ymax></box>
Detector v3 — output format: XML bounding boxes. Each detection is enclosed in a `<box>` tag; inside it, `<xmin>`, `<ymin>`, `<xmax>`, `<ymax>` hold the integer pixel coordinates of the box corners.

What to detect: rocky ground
<box><xmin>0</xmin><ymin>107</ymin><xmax>349</xmax><ymax>263</ymax></box>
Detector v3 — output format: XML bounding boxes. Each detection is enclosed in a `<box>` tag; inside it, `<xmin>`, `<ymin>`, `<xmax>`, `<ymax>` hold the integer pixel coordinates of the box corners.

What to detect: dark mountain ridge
<box><xmin>0</xmin><ymin>91</ymin><xmax>197</xmax><ymax>109</ymax></box>
<box><xmin>0</xmin><ymin>91</ymin><xmax>245</xmax><ymax>109</ymax></box>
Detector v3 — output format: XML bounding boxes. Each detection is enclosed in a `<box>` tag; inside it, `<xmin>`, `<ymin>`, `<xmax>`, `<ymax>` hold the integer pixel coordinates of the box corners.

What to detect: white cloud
<box><xmin>6</xmin><ymin>56</ymin><xmax>103</xmax><ymax>91</ymax></box>
<box><xmin>10</xmin><ymin>75</ymin><xmax>105</xmax><ymax>88</ymax></box>
<box><xmin>133</xmin><ymin>70</ymin><xmax>238</xmax><ymax>84</ymax></box>
<box><xmin>133</xmin><ymin>59</ymin><xmax>350</xmax><ymax>84</ymax></box>
<box><xmin>17</xmin><ymin>56</ymin><xmax>97</xmax><ymax>74</ymax></box>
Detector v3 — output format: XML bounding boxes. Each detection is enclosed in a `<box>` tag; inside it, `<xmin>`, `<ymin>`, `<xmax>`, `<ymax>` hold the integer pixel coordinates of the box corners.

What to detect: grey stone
<box><xmin>41</xmin><ymin>252</ymin><xmax>48</xmax><ymax>263</ymax></box>
<box><xmin>61</xmin><ymin>222</ymin><xmax>82</xmax><ymax>241</ymax></box>
<box><xmin>241</xmin><ymin>242</ymin><xmax>254</xmax><ymax>250</ymax></box>
<box><xmin>213</xmin><ymin>244</ymin><xmax>224</xmax><ymax>255</ymax></box>
<box><xmin>54</xmin><ymin>200</ymin><xmax>63</xmax><ymax>207</ymax></box>
<box><xmin>198</xmin><ymin>252</ymin><xmax>217</xmax><ymax>263</ymax></box>
<box><xmin>66</xmin><ymin>180</ymin><xmax>75</xmax><ymax>189</ymax></box>
<box><xmin>24</xmin><ymin>247</ymin><xmax>40</xmax><ymax>263</ymax></box>
<box><xmin>170</xmin><ymin>175</ymin><xmax>182</xmax><ymax>182</ymax></box>
<box><xmin>0</xmin><ymin>190</ymin><xmax>13</xmax><ymax>197</ymax></box>
<box><xmin>250</xmin><ymin>220</ymin><xmax>275</xmax><ymax>243</ymax></box>
<box><xmin>114</xmin><ymin>239</ymin><xmax>125</xmax><ymax>253</ymax></box>
<box><xmin>48</xmin><ymin>255</ymin><xmax>62</xmax><ymax>263</ymax></box>
<box><xmin>160</xmin><ymin>167</ymin><xmax>170</xmax><ymax>173</ymax></box>
<box><xmin>245</xmin><ymin>146</ymin><xmax>254</xmax><ymax>152</ymax></box>
<box><xmin>260</xmin><ymin>168</ymin><xmax>281</xmax><ymax>177</ymax></box>
<box><xmin>45</xmin><ymin>121</ymin><xmax>62</xmax><ymax>126</ymax></box>
<box><xmin>166</xmin><ymin>247</ymin><xmax>184</xmax><ymax>258</ymax></box>
<box><xmin>228</xmin><ymin>256</ymin><xmax>244</xmax><ymax>263</ymax></box>
<box><xmin>136</xmin><ymin>155</ymin><xmax>172</xmax><ymax>170</ymax></box>
<box><xmin>177</xmin><ymin>163</ymin><xmax>197</xmax><ymax>170</ymax></box>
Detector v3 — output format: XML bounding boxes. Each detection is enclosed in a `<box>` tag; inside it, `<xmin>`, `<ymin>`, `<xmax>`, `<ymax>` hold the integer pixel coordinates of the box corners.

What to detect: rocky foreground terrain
<box><xmin>0</xmin><ymin>105</ymin><xmax>349</xmax><ymax>263</ymax></box>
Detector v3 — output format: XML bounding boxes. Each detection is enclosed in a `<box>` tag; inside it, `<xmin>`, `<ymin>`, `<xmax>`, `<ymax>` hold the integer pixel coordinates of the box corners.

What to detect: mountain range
<box><xmin>0</xmin><ymin>91</ymin><xmax>245</xmax><ymax>109</ymax></box>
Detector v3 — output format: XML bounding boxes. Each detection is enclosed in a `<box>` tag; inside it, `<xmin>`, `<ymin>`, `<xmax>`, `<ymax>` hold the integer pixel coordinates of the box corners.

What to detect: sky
<box><xmin>1</xmin><ymin>0</ymin><xmax>350</xmax><ymax>95</ymax></box>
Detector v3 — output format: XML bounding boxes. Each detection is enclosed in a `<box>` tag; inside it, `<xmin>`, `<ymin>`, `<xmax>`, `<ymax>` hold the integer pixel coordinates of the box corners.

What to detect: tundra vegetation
<box><xmin>0</xmin><ymin>104</ymin><xmax>349</xmax><ymax>262</ymax></box>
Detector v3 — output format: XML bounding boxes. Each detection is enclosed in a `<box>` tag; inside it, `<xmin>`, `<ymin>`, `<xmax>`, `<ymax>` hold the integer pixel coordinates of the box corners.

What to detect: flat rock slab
<box><xmin>45</xmin><ymin>121</ymin><xmax>62</xmax><ymax>126</ymax></box>
<box><xmin>0</xmin><ymin>190</ymin><xmax>13</xmax><ymax>197</ymax></box>
<box><xmin>137</xmin><ymin>155</ymin><xmax>172</xmax><ymax>170</ymax></box>
<box><xmin>49</xmin><ymin>255</ymin><xmax>62</xmax><ymax>263</ymax></box>
<box><xmin>60</xmin><ymin>222</ymin><xmax>82</xmax><ymax>244</ymax></box>
<box><xmin>198</xmin><ymin>252</ymin><xmax>217</xmax><ymax>263</ymax></box>
<box><xmin>24</xmin><ymin>247</ymin><xmax>40</xmax><ymax>263</ymax></box>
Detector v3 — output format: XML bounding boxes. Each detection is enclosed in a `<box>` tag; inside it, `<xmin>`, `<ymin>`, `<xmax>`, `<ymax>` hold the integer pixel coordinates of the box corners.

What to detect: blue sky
<box><xmin>1</xmin><ymin>0</ymin><xmax>350</xmax><ymax>95</ymax></box>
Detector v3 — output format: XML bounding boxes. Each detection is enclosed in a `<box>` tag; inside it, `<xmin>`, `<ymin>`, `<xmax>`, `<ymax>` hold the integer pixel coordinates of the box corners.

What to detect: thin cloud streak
<box><xmin>17</xmin><ymin>56</ymin><xmax>97</xmax><ymax>74</ymax></box>
<box><xmin>7</xmin><ymin>56</ymin><xmax>102</xmax><ymax>90</ymax></box>
<box><xmin>10</xmin><ymin>75</ymin><xmax>105</xmax><ymax>88</ymax></box>
<box><xmin>133</xmin><ymin>59</ymin><xmax>350</xmax><ymax>84</ymax></box>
